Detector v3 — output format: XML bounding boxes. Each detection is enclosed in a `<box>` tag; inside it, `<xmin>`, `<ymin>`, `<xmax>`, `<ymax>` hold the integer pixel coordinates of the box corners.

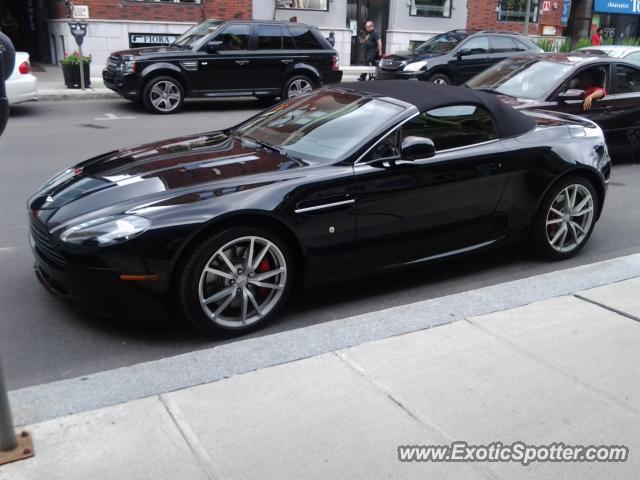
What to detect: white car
<box><xmin>578</xmin><ymin>45</ymin><xmax>640</xmax><ymax>63</ymax></box>
<box><xmin>6</xmin><ymin>52</ymin><xmax>38</xmax><ymax>105</ymax></box>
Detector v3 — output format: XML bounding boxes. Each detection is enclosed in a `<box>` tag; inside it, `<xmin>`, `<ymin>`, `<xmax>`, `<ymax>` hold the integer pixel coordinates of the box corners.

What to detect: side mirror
<box><xmin>456</xmin><ymin>51</ymin><xmax>464</xmax><ymax>60</ymax></box>
<box><xmin>558</xmin><ymin>89</ymin><xmax>586</xmax><ymax>101</ymax></box>
<box><xmin>401</xmin><ymin>136</ymin><xmax>436</xmax><ymax>161</ymax></box>
<box><xmin>206</xmin><ymin>40</ymin><xmax>223</xmax><ymax>53</ymax></box>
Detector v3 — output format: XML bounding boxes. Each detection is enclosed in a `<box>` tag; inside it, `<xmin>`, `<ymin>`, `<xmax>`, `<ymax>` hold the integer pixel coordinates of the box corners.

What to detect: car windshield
<box><xmin>172</xmin><ymin>20</ymin><xmax>222</xmax><ymax>48</ymax></box>
<box><xmin>233</xmin><ymin>90</ymin><xmax>406</xmax><ymax>163</ymax></box>
<box><xmin>467</xmin><ymin>57</ymin><xmax>575</xmax><ymax>100</ymax></box>
<box><xmin>413</xmin><ymin>32</ymin><xmax>466</xmax><ymax>55</ymax></box>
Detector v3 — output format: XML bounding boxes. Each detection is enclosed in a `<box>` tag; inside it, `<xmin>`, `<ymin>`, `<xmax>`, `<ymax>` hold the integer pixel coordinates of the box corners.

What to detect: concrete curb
<box><xmin>36</xmin><ymin>90</ymin><xmax>119</xmax><ymax>101</ymax></box>
<box><xmin>8</xmin><ymin>252</ymin><xmax>640</xmax><ymax>426</ymax></box>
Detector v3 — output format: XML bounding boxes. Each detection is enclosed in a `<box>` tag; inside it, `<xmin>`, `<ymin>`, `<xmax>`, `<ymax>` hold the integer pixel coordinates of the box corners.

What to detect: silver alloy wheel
<box><xmin>545</xmin><ymin>184</ymin><xmax>595</xmax><ymax>253</ymax></box>
<box><xmin>287</xmin><ymin>78</ymin><xmax>313</xmax><ymax>98</ymax></box>
<box><xmin>149</xmin><ymin>80</ymin><xmax>181</xmax><ymax>112</ymax></box>
<box><xmin>197</xmin><ymin>236</ymin><xmax>287</xmax><ymax>328</ymax></box>
<box><xmin>432</xmin><ymin>78</ymin><xmax>448</xmax><ymax>85</ymax></box>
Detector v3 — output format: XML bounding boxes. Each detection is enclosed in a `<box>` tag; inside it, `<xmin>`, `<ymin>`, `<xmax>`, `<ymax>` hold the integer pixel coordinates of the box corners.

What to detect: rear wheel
<box><xmin>143</xmin><ymin>76</ymin><xmax>185</xmax><ymax>114</ymax></box>
<box><xmin>530</xmin><ymin>176</ymin><xmax>598</xmax><ymax>260</ymax></box>
<box><xmin>177</xmin><ymin>227</ymin><xmax>294</xmax><ymax>336</ymax></box>
<box><xmin>282</xmin><ymin>75</ymin><xmax>314</xmax><ymax>100</ymax></box>
<box><xmin>426</xmin><ymin>73</ymin><xmax>451</xmax><ymax>85</ymax></box>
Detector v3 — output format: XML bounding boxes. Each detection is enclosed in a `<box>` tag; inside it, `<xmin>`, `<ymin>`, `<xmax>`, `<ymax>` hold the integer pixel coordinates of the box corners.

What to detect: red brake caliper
<box><xmin>256</xmin><ymin>258</ymin><xmax>271</xmax><ymax>301</ymax></box>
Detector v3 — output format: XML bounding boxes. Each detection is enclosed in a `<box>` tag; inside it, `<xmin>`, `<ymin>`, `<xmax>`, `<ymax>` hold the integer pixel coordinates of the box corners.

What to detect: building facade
<box><xmin>568</xmin><ymin>0</ymin><xmax>640</xmax><ymax>43</ymax></box>
<box><xmin>254</xmin><ymin>1</ymin><xmax>467</xmax><ymax>65</ymax></box>
<box><xmin>466</xmin><ymin>0</ymin><xmax>566</xmax><ymax>37</ymax></box>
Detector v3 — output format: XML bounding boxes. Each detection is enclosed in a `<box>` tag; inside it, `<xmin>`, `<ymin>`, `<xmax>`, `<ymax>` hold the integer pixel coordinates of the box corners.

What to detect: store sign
<box><xmin>542</xmin><ymin>1</ymin><xmax>552</xmax><ymax>12</ymax></box>
<box><xmin>561</xmin><ymin>0</ymin><xmax>572</xmax><ymax>25</ymax></box>
<box><xmin>72</xmin><ymin>5</ymin><xmax>90</xmax><ymax>19</ymax></box>
<box><xmin>594</xmin><ymin>0</ymin><xmax>640</xmax><ymax>14</ymax></box>
<box><xmin>128</xmin><ymin>33</ymin><xmax>180</xmax><ymax>48</ymax></box>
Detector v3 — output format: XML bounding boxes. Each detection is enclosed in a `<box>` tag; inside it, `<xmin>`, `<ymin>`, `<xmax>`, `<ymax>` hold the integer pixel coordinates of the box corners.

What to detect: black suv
<box><xmin>376</xmin><ymin>30</ymin><xmax>541</xmax><ymax>85</ymax></box>
<box><xmin>103</xmin><ymin>19</ymin><xmax>343</xmax><ymax>114</ymax></box>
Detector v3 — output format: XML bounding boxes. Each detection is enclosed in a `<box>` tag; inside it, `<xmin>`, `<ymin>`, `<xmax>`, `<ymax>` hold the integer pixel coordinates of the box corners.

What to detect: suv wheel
<box><xmin>143</xmin><ymin>76</ymin><xmax>185</xmax><ymax>114</ymax></box>
<box><xmin>282</xmin><ymin>75</ymin><xmax>314</xmax><ymax>99</ymax></box>
<box><xmin>427</xmin><ymin>73</ymin><xmax>451</xmax><ymax>85</ymax></box>
<box><xmin>177</xmin><ymin>226</ymin><xmax>294</xmax><ymax>336</ymax></box>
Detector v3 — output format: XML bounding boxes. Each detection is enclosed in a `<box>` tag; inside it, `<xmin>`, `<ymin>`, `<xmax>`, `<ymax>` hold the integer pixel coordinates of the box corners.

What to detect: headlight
<box><xmin>403</xmin><ymin>60</ymin><xmax>428</xmax><ymax>73</ymax></box>
<box><xmin>118</xmin><ymin>56</ymin><xmax>136</xmax><ymax>73</ymax></box>
<box><xmin>60</xmin><ymin>215</ymin><xmax>151</xmax><ymax>247</ymax></box>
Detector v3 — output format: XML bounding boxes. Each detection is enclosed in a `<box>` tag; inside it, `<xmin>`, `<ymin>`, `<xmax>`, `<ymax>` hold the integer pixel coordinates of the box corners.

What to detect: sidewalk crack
<box><xmin>159</xmin><ymin>394</ymin><xmax>223</xmax><ymax>480</ymax></box>
<box><xmin>574</xmin><ymin>293</ymin><xmax>640</xmax><ymax>324</ymax></box>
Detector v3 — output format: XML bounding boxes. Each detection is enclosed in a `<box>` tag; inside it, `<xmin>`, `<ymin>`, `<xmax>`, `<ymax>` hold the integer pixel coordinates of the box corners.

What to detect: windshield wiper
<box><xmin>476</xmin><ymin>88</ymin><xmax>514</xmax><ymax>98</ymax></box>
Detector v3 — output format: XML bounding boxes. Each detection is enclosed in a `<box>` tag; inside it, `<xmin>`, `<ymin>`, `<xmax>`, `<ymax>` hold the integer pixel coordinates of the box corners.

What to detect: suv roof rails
<box><xmin>476</xmin><ymin>30</ymin><xmax>523</xmax><ymax>35</ymax></box>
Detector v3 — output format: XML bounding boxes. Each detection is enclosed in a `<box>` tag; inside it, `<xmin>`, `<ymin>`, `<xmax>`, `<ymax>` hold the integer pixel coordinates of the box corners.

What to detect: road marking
<box><xmin>94</xmin><ymin>113</ymin><xmax>136</xmax><ymax>121</ymax></box>
<box><xmin>0</xmin><ymin>247</ymin><xmax>15</xmax><ymax>253</ymax></box>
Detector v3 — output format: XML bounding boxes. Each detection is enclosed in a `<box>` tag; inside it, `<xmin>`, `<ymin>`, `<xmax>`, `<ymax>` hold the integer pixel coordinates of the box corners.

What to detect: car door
<box><xmin>250</xmin><ymin>24</ymin><xmax>294</xmax><ymax>96</ymax></box>
<box><xmin>196</xmin><ymin>23</ymin><xmax>255</xmax><ymax>95</ymax></box>
<box><xmin>450</xmin><ymin>36</ymin><xmax>492</xmax><ymax>83</ymax></box>
<box><xmin>353</xmin><ymin>104</ymin><xmax>511</xmax><ymax>268</ymax></box>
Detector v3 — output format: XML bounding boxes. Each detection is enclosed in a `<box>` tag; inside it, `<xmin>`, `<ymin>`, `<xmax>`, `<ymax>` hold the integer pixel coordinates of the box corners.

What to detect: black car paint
<box><xmin>376</xmin><ymin>32</ymin><xmax>541</xmax><ymax>85</ymax></box>
<box><xmin>102</xmin><ymin>21</ymin><xmax>342</xmax><ymax>102</ymax></box>
<box><xmin>28</xmin><ymin>94</ymin><xmax>609</xmax><ymax>322</ymax></box>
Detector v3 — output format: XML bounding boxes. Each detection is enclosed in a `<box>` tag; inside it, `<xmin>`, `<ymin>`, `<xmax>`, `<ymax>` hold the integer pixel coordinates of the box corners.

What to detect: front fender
<box><xmin>140</xmin><ymin>63</ymin><xmax>190</xmax><ymax>92</ymax></box>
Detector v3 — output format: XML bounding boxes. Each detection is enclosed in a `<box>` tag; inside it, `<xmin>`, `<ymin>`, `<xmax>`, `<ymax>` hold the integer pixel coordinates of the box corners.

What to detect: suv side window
<box><xmin>283</xmin><ymin>26</ymin><xmax>297</xmax><ymax>50</ymax></box>
<box><xmin>491</xmin><ymin>36</ymin><xmax>520</xmax><ymax>53</ymax></box>
<box><xmin>459</xmin><ymin>36</ymin><xmax>490</xmax><ymax>56</ymax></box>
<box><xmin>403</xmin><ymin>105</ymin><xmax>497</xmax><ymax>151</ymax></box>
<box><xmin>257</xmin><ymin>25</ymin><xmax>283</xmax><ymax>50</ymax></box>
<box><xmin>216</xmin><ymin>24</ymin><xmax>252</xmax><ymax>51</ymax></box>
<box><xmin>613</xmin><ymin>64</ymin><xmax>640</xmax><ymax>93</ymax></box>
<box><xmin>289</xmin><ymin>26</ymin><xmax>322</xmax><ymax>50</ymax></box>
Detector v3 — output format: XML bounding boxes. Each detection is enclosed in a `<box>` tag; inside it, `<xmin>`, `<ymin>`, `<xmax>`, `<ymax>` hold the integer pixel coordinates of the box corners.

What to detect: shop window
<box><xmin>276</xmin><ymin>0</ymin><xmax>328</xmax><ymax>10</ymax></box>
<box><xmin>409</xmin><ymin>0</ymin><xmax>452</xmax><ymax>18</ymax></box>
<box><xmin>498</xmin><ymin>0</ymin><xmax>539</xmax><ymax>23</ymax></box>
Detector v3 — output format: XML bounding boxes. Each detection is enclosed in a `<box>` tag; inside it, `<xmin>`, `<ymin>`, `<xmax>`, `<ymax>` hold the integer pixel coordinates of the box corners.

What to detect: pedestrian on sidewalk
<box><xmin>359</xmin><ymin>21</ymin><xmax>382</xmax><ymax>81</ymax></box>
<box><xmin>591</xmin><ymin>27</ymin><xmax>603</xmax><ymax>46</ymax></box>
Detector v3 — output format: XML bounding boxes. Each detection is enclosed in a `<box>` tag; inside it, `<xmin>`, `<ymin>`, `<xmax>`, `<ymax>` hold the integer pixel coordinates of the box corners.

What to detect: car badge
<box><xmin>45</xmin><ymin>195</ymin><xmax>54</xmax><ymax>204</ymax></box>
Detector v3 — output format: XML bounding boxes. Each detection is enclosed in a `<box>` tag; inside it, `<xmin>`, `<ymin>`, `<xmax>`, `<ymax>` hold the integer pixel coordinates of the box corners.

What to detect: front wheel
<box><xmin>426</xmin><ymin>73</ymin><xmax>451</xmax><ymax>85</ymax></box>
<box><xmin>177</xmin><ymin>227</ymin><xmax>294</xmax><ymax>336</ymax></box>
<box><xmin>142</xmin><ymin>76</ymin><xmax>185</xmax><ymax>114</ymax></box>
<box><xmin>282</xmin><ymin>75</ymin><xmax>314</xmax><ymax>100</ymax></box>
<box><xmin>530</xmin><ymin>176</ymin><xmax>598</xmax><ymax>260</ymax></box>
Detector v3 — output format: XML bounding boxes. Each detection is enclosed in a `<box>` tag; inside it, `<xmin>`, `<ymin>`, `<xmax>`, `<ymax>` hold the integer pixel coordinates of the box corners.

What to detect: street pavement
<box><xmin>1</xmin><ymin>270</ymin><xmax>639</xmax><ymax>479</ymax></box>
<box><xmin>0</xmin><ymin>98</ymin><xmax>639</xmax><ymax>392</ymax></box>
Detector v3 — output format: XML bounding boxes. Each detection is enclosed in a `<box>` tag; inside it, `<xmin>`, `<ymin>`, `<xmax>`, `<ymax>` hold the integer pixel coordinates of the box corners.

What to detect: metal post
<box><xmin>78</xmin><ymin>44</ymin><xmax>85</xmax><ymax>91</ymax></box>
<box><xmin>523</xmin><ymin>0</ymin><xmax>533</xmax><ymax>35</ymax></box>
<box><xmin>0</xmin><ymin>356</ymin><xmax>16</xmax><ymax>452</ymax></box>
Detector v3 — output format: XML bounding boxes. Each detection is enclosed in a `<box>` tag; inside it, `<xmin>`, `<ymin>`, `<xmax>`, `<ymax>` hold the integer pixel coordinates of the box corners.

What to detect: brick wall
<box><xmin>467</xmin><ymin>0</ymin><xmax>563</xmax><ymax>36</ymax></box>
<box><xmin>49</xmin><ymin>0</ymin><xmax>252</xmax><ymax>23</ymax></box>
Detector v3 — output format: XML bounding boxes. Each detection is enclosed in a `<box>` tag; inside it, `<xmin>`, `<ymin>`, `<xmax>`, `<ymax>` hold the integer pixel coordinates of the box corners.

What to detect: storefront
<box><xmin>0</xmin><ymin>0</ymin><xmax>50</xmax><ymax>63</ymax></box>
<box><xmin>253</xmin><ymin>1</ymin><xmax>467</xmax><ymax>65</ymax></box>
<box><xmin>592</xmin><ymin>0</ymin><xmax>640</xmax><ymax>42</ymax></box>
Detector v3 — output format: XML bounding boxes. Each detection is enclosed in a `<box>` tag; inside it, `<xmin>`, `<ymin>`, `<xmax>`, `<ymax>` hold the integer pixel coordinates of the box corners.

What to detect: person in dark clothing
<box><xmin>359</xmin><ymin>21</ymin><xmax>382</xmax><ymax>81</ymax></box>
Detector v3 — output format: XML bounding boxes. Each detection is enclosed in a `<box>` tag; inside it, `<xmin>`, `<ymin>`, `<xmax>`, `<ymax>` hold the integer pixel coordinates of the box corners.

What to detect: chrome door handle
<box><xmin>281</xmin><ymin>59</ymin><xmax>294</xmax><ymax>64</ymax></box>
<box><xmin>235</xmin><ymin>60</ymin><xmax>249</xmax><ymax>66</ymax></box>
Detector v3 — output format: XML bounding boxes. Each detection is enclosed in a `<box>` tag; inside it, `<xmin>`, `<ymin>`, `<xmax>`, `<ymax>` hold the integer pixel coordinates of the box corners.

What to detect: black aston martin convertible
<box><xmin>29</xmin><ymin>81</ymin><xmax>611</xmax><ymax>335</ymax></box>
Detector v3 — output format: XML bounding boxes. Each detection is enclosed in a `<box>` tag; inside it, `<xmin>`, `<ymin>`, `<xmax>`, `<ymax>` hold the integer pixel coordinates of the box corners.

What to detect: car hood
<box><xmin>29</xmin><ymin>131</ymin><xmax>307</xmax><ymax>229</ymax></box>
<box><xmin>385</xmin><ymin>51</ymin><xmax>443</xmax><ymax>62</ymax></box>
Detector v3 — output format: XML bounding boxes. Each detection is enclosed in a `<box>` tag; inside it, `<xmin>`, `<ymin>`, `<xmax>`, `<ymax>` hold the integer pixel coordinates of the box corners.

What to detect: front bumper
<box><xmin>375</xmin><ymin>68</ymin><xmax>421</xmax><ymax>81</ymax></box>
<box><xmin>102</xmin><ymin>69</ymin><xmax>143</xmax><ymax>101</ymax></box>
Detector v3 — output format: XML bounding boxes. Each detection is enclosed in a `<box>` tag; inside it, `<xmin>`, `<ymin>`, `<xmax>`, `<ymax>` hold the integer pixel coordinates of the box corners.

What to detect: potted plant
<box><xmin>61</xmin><ymin>51</ymin><xmax>91</xmax><ymax>88</ymax></box>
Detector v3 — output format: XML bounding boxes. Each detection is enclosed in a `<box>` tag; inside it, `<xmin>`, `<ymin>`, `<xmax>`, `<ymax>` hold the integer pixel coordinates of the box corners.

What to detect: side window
<box><xmin>363</xmin><ymin>129</ymin><xmax>401</xmax><ymax>162</ymax></box>
<box><xmin>257</xmin><ymin>25</ymin><xmax>283</xmax><ymax>50</ymax></box>
<box><xmin>491</xmin><ymin>36</ymin><xmax>520</xmax><ymax>53</ymax></box>
<box><xmin>402</xmin><ymin>105</ymin><xmax>497</xmax><ymax>151</ymax></box>
<box><xmin>566</xmin><ymin>66</ymin><xmax>608</xmax><ymax>92</ymax></box>
<box><xmin>459</xmin><ymin>36</ymin><xmax>490</xmax><ymax>56</ymax></box>
<box><xmin>624</xmin><ymin>52</ymin><xmax>640</xmax><ymax>63</ymax></box>
<box><xmin>283</xmin><ymin>26</ymin><xmax>296</xmax><ymax>49</ymax></box>
<box><xmin>215</xmin><ymin>24</ymin><xmax>252</xmax><ymax>51</ymax></box>
<box><xmin>289</xmin><ymin>26</ymin><xmax>322</xmax><ymax>50</ymax></box>
<box><xmin>614</xmin><ymin>64</ymin><xmax>640</xmax><ymax>94</ymax></box>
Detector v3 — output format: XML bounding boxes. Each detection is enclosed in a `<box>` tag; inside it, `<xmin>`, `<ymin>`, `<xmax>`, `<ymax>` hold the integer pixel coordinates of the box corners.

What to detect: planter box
<box><xmin>61</xmin><ymin>62</ymin><xmax>91</xmax><ymax>89</ymax></box>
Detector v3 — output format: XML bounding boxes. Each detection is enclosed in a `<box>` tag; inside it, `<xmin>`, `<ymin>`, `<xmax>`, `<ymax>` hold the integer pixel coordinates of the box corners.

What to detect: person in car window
<box><xmin>359</xmin><ymin>21</ymin><xmax>383</xmax><ymax>81</ymax></box>
<box><xmin>575</xmin><ymin>69</ymin><xmax>606</xmax><ymax>111</ymax></box>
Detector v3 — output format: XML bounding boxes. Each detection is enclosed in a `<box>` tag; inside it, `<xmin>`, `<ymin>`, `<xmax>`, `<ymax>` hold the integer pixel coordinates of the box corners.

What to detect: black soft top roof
<box><xmin>344</xmin><ymin>80</ymin><xmax>536</xmax><ymax>138</ymax></box>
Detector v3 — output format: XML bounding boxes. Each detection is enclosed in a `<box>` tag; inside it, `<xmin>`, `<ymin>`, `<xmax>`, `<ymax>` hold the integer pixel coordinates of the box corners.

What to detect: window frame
<box><xmin>275</xmin><ymin>0</ymin><xmax>329</xmax><ymax>12</ymax></box>
<box><xmin>497</xmin><ymin>0</ymin><xmax>540</xmax><ymax>24</ymax></box>
<box><xmin>211</xmin><ymin>23</ymin><xmax>254</xmax><ymax>52</ymax></box>
<box><xmin>408</xmin><ymin>0</ymin><xmax>453</xmax><ymax>19</ymax></box>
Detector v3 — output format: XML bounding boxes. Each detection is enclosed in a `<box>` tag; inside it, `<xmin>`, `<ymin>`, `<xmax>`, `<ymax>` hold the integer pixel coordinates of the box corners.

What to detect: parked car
<box><xmin>375</xmin><ymin>30</ymin><xmax>542</xmax><ymax>85</ymax></box>
<box><xmin>466</xmin><ymin>52</ymin><xmax>640</xmax><ymax>160</ymax></box>
<box><xmin>6</xmin><ymin>52</ymin><xmax>38</xmax><ymax>105</ymax></box>
<box><xmin>29</xmin><ymin>81</ymin><xmax>609</xmax><ymax>335</ymax></box>
<box><xmin>103</xmin><ymin>19</ymin><xmax>342</xmax><ymax>114</ymax></box>
<box><xmin>578</xmin><ymin>45</ymin><xmax>640</xmax><ymax>63</ymax></box>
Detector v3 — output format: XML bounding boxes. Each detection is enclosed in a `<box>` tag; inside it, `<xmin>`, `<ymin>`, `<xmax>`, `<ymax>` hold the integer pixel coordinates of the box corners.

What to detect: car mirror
<box><xmin>558</xmin><ymin>89</ymin><xmax>586</xmax><ymax>101</ymax></box>
<box><xmin>206</xmin><ymin>40</ymin><xmax>223</xmax><ymax>53</ymax></box>
<box><xmin>401</xmin><ymin>136</ymin><xmax>436</xmax><ymax>161</ymax></box>
<box><xmin>456</xmin><ymin>50</ymin><xmax>465</xmax><ymax>59</ymax></box>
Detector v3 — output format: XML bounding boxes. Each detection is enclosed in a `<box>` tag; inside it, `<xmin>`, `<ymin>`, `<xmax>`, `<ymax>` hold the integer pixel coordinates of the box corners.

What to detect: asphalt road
<box><xmin>1</xmin><ymin>98</ymin><xmax>639</xmax><ymax>391</ymax></box>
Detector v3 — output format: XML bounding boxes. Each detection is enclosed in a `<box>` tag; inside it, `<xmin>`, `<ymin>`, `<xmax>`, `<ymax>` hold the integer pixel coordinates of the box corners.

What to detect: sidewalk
<box><xmin>1</xmin><ymin>255</ymin><xmax>639</xmax><ymax>479</ymax></box>
<box><xmin>32</xmin><ymin>64</ymin><xmax>368</xmax><ymax>101</ymax></box>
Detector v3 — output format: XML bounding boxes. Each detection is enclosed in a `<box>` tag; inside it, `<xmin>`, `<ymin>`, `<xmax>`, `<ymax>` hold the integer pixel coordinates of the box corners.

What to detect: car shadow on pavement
<box><xmin>119</xmin><ymin>97</ymin><xmax>276</xmax><ymax>116</ymax></box>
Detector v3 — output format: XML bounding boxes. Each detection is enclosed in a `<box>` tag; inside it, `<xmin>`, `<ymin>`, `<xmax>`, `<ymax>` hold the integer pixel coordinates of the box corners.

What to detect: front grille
<box><xmin>30</xmin><ymin>214</ymin><xmax>66</xmax><ymax>270</ymax></box>
<box><xmin>106</xmin><ymin>55</ymin><xmax>118</xmax><ymax>72</ymax></box>
<box><xmin>380</xmin><ymin>59</ymin><xmax>405</xmax><ymax>71</ymax></box>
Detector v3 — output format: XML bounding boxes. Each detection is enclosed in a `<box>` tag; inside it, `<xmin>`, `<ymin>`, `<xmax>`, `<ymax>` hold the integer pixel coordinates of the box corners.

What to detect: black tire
<box><xmin>142</xmin><ymin>75</ymin><xmax>185</xmax><ymax>114</ymax></box>
<box><xmin>0</xmin><ymin>32</ymin><xmax>16</xmax><ymax>82</ymax></box>
<box><xmin>530</xmin><ymin>176</ymin><xmax>599</xmax><ymax>261</ymax></box>
<box><xmin>176</xmin><ymin>226</ymin><xmax>295</xmax><ymax>336</ymax></box>
<box><xmin>281</xmin><ymin>74</ymin><xmax>315</xmax><ymax>100</ymax></box>
<box><xmin>426</xmin><ymin>73</ymin><xmax>451</xmax><ymax>85</ymax></box>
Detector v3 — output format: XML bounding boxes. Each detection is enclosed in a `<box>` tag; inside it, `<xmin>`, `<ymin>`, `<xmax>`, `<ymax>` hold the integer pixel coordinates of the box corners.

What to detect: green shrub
<box><xmin>61</xmin><ymin>51</ymin><xmax>92</xmax><ymax>65</ymax></box>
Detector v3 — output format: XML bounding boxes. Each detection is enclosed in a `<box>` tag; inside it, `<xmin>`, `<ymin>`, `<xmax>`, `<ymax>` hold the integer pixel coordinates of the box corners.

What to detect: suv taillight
<box><xmin>18</xmin><ymin>61</ymin><xmax>31</xmax><ymax>75</ymax></box>
<box><xmin>332</xmin><ymin>54</ymin><xmax>340</xmax><ymax>72</ymax></box>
